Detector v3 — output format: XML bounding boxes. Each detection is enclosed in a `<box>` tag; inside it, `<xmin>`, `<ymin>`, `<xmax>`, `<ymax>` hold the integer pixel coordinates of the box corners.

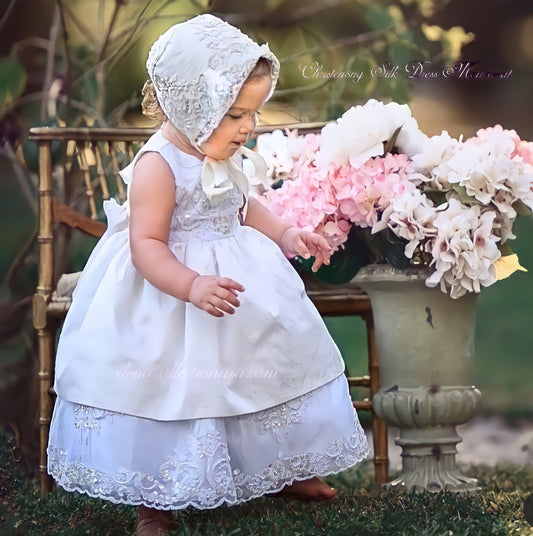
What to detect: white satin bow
<box><xmin>201</xmin><ymin>146</ymin><xmax>268</xmax><ymax>216</ymax></box>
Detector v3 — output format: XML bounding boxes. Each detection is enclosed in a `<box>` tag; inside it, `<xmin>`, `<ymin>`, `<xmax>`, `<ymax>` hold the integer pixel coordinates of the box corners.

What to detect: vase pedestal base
<box><xmin>385</xmin><ymin>427</ymin><xmax>479</xmax><ymax>493</ymax></box>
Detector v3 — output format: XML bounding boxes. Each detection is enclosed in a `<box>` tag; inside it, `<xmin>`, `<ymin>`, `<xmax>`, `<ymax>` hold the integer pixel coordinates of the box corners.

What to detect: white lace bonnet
<box><xmin>146</xmin><ymin>14</ymin><xmax>280</xmax><ymax>147</ymax></box>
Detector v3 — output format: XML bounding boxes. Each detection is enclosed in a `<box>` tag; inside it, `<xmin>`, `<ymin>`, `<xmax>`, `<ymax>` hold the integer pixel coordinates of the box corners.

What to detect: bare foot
<box><xmin>275</xmin><ymin>477</ymin><xmax>338</xmax><ymax>503</ymax></box>
<box><xmin>135</xmin><ymin>506</ymin><xmax>174</xmax><ymax>536</ymax></box>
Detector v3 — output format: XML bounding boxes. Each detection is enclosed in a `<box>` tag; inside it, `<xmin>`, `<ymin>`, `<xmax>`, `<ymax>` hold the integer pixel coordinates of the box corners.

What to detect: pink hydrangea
<box><xmin>253</xmin><ymin>101</ymin><xmax>533</xmax><ymax>298</ymax></box>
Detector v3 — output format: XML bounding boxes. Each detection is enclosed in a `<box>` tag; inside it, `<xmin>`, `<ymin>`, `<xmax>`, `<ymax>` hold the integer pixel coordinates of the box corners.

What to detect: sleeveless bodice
<box><xmin>168</xmin><ymin>156</ymin><xmax>243</xmax><ymax>242</ymax></box>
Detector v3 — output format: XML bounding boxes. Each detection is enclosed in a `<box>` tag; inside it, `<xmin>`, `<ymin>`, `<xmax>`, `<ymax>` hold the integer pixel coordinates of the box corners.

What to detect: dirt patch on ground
<box><xmin>367</xmin><ymin>416</ymin><xmax>533</xmax><ymax>469</ymax></box>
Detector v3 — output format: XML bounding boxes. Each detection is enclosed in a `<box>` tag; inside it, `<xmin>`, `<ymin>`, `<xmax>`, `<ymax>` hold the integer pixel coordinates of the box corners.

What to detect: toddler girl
<box><xmin>47</xmin><ymin>14</ymin><xmax>368</xmax><ymax>535</ymax></box>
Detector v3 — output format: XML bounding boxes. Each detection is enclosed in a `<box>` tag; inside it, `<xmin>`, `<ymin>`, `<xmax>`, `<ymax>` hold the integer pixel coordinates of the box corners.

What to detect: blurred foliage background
<box><xmin>0</xmin><ymin>0</ymin><xmax>532</xmax><ymax>475</ymax></box>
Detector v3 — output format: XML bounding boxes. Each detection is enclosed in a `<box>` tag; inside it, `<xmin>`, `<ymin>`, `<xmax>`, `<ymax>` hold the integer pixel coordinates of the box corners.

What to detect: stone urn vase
<box><xmin>353</xmin><ymin>264</ymin><xmax>482</xmax><ymax>492</ymax></box>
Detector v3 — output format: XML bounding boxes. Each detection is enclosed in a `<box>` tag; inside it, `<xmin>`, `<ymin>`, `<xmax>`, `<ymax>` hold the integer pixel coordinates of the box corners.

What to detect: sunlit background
<box><xmin>1</xmin><ymin>0</ymin><xmax>532</xmax><ymax>451</ymax></box>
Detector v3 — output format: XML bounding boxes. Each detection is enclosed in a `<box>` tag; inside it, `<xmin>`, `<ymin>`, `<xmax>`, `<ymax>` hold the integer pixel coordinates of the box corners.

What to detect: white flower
<box><xmin>425</xmin><ymin>199</ymin><xmax>500</xmax><ymax>298</ymax></box>
<box><xmin>374</xmin><ymin>186</ymin><xmax>437</xmax><ymax>258</ymax></box>
<box><xmin>411</xmin><ymin>131</ymin><xmax>460</xmax><ymax>190</ymax></box>
<box><xmin>250</xmin><ymin>130</ymin><xmax>294</xmax><ymax>183</ymax></box>
<box><xmin>505</xmin><ymin>161</ymin><xmax>533</xmax><ymax>211</ymax></box>
<box><xmin>396</xmin><ymin>116</ymin><xmax>430</xmax><ymax>156</ymax></box>
<box><xmin>316</xmin><ymin>99</ymin><xmax>427</xmax><ymax>168</ymax></box>
<box><xmin>493</xmin><ymin>212</ymin><xmax>516</xmax><ymax>244</ymax></box>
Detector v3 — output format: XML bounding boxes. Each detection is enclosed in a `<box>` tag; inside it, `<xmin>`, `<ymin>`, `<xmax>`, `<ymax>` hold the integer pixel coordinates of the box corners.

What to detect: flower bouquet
<box><xmin>252</xmin><ymin>100</ymin><xmax>533</xmax><ymax>298</ymax></box>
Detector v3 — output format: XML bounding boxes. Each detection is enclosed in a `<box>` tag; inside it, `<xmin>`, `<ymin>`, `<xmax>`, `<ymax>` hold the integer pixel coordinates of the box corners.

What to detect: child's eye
<box><xmin>226</xmin><ymin>111</ymin><xmax>261</xmax><ymax>120</ymax></box>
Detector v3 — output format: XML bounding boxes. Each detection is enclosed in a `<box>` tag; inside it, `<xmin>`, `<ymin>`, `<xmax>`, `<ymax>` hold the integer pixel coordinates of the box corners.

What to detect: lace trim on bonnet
<box><xmin>146</xmin><ymin>14</ymin><xmax>280</xmax><ymax>147</ymax></box>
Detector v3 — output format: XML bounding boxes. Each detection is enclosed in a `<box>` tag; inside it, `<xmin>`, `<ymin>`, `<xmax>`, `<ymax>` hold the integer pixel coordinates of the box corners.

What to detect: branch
<box><xmin>72</xmin><ymin>0</ymin><xmax>156</xmax><ymax>87</ymax></box>
<box><xmin>56</xmin><ymin>0</ymin><xmax>73</xmax><ymax>118</ymax></box>
<box><xmin>0</xmin><ymin>142</ymin><xmax>38</xmax><ymax>215</ymax></box>
<box><xmin>103</xmin><ymin>0</ymin><xmax>166</xmax><ymax>70</ymax></box>
<box><xmin>98</xmin><ymin>0</ymin><xmax>124</xmax><ymax>62</ymax></box>
<box><xmin>58</xmin><ymin>0</ymin><xmax>98</xmax><ymax>48</ymax></box>
<box><xmin>41</xmin><ymin>5</ymin><xmax>61</xmax><ymax>120</ymax></box>
<box><xmin>219</xmin><ymin>0</ymin><xmax>353</xmax><ymax>27</ymax></box>
<box><xmin>72</xmin><ymin>0</ymin><xmax>177</xmax><ymax>87</ymax></box>
<box><xmin>10</xmin><ymin>37</ymin><xmax>50</xmax><ymax>56</ymax></box>
<box><xmin>106</xmin><ymin>93</ymin><xmax>142</xmax><ymax>126</ymax></box>
<box><xmin>273</xmin><ymin>78</ymin><xmax>333</xmax><ymax>98</ymax></box>
<box><xmin>2</xmin><ymin>229</ymin><xmax>37</xmax><ymax>290</ymax></box>
<box><xmin>0</xmin><ymin>0</ymin><xmax>18</xmax><ymax>32</ymax></box>
<box><xmin>3</xmin><ymin>91</ymin><xmax>107</xmax><ymax>125</ymax></box>
<box><xmin>289</xmin><ymin>0</ymin><xmax>354</xmax><ymax>23</ymax></box>
<box><xmin>280</xmin><ymin>29</ymin><xmax>388</xmax><ymax>63</ymax></box>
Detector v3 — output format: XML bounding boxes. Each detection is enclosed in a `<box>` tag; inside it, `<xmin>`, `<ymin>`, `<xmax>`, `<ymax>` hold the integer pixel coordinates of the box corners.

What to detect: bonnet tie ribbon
<box><xmin>201</xmin><ymin>146</ymin><xmax>268</xmax><ymax>218</ymax></box>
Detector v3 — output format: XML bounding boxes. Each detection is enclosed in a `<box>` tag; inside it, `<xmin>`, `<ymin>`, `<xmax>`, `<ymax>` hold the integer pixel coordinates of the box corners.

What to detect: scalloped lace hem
<box><xmin>48</xmin><ymin>430</ymin><xmax>369</xmax><ymax>510</ymax></box>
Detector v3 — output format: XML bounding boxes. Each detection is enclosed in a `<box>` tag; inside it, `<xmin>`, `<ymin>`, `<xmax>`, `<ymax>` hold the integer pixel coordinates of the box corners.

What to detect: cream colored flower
<box><xmin>316</xmin><ymin>99</ymin><xmax>427</xmax><ymax>168</ymax></box>
<box><xmin>425</xmin><ymin>199</ymin><xmax>500</xmax><ymax>298</ymax></box>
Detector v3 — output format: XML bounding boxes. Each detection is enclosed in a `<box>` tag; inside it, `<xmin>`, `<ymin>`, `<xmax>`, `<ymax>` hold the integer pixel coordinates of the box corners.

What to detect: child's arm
<box><xmin>129</xmin><ymin>153</ymin><xmax>244</xmax><ymax>317</ymax></box>
<box><xmin>244</xmin><ymin>197</ymin><xmax>333</xmax><ymax>272</ymax></box>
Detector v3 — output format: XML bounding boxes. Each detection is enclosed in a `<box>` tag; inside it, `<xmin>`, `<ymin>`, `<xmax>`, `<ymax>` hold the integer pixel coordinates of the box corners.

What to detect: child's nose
<box><xmin>241</xmin><ymin>114</ymin><xmax>256</xmax><ymax>135</ymax></box>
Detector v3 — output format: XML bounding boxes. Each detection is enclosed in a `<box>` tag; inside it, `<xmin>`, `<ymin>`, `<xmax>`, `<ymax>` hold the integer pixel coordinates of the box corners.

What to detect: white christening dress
<box><xmin>47</xmin><ymin>130</ymin><xmax>369</xmax><ymax>509</ymax></box>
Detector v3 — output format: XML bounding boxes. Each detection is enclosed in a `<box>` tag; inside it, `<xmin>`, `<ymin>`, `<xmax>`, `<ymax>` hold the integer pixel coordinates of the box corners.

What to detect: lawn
<box><xmin>1</xmin><ymin>432</ymin><xmax>532</xmax><ymax>536</ymax></box>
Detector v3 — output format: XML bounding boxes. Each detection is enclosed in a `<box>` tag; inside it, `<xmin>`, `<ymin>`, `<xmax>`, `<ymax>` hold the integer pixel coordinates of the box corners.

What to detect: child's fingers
<box><xmin>293</xmin><ymin>236</ymin><xmax>311</xmax><ymax>259</ymax></box>
<box><xmin>203</xmin><ymin>294</ymin><xmax>237</xmax><ymax>316</ymax></box>
<box><xmin>212</xmin><ymin>297</ymin><xmax>237</xmax><ymax>315</ymax></box>
<box><xmin>311</xmin><ymin>250</ymin><xmax>326</xmax><ymax>272</ymax></box>
<box><xmin>307</xmin><ymin>233</ymin><xmax>333</xmax><ymax>255</ymax></box>
<box><xmin>189</xmin><ymin>275</ymin><xmax>242</xmax><ymax>317</ymax></box>
<box><xmin>204</xmin><ymin>304</ymin><xmax>225</xmax><ymax>318</ymax></box>
<box><xmin>217</xmin><ymin>277</ymin><xmax>245</xmax><ymax>293</ymax></box>
<box><xmin>214</xmin><ymin>287</ymin><xmax>241</xmax><ymax>308</ymax></box>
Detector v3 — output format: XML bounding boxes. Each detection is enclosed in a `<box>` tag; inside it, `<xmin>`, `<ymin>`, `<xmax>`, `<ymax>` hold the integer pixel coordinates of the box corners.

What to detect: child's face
<box><xmin>200</xmin><ymin>76</ymin><xmax>272</xmax><ymax>161</ymax></box>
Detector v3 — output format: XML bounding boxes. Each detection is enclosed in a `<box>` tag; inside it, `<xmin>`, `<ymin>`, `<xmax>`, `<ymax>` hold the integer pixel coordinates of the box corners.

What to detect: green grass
<box><xmin>325</xmin><ymin>215</ymin><xmax>533</xmax><ymax>420</ymax></box>
<box><xmin>1</xmin><ymin>432</ymin><xmax>532</xmax><ymax>536</ymax></box>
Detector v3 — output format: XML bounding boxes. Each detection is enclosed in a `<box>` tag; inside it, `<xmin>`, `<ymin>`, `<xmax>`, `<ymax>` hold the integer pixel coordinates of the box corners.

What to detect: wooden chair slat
<box><xmin>93</xmin><ymin>142</ymin><xmax>111</xmax><ymax>200</ymax></box>
<box><xmin>52</xmin><ymin>199</ymin><xmax>106</xmax><ymax>237</ymax></box>
<box><xmin>75</xmin><ymin>143</ymin><xmax>98</xmax><ymax>220</ymax></box>
<box><xmin>109</xmin><ymin>142</ymin><xmax>127</xmax><ymax>203</ymax></box>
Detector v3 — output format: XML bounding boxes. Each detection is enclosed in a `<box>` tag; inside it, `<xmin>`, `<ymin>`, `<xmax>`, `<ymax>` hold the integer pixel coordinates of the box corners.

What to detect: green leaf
<box><xmin>347</xmin><ymin>56</ymin><xmax>374</xmax><ymax>93</ymax></box>
<box><xmin>81</xmin><ymin>74</ymin><xmax>99</xmax><ymax>107</ymax></box>
<box><xmin>451</xmin><ymin>185</ymin><xmax>476</xmax><ymax>205</ymax></box>
<box><xmin>383</xmin><ymin>126</ymin><xmax>402</xmax><ymax>154</ymax></box>
<box><xmin>265</xmin><ymin>0</ymin><xmax>284</xmax><ymax>10</ymax></box>
<box><xmin>367</xmin><ymin>228</ymin><xmax>411</xmax><ymax>268</ymax></box>
<box><xmin>423</xmin><ymin>188</ymin><xmax>447</xmax><ymax>206</ymax></box>
<box><xmin>390</xmin><ymin>39</ymin><xmax>419</xmax><ymax>67</ymax></box>
<box><xmin>498</xmin><ymin>242</ymin><xmax>514</xmax><ymax>256</ymax></box>
<box><xmin>365</xmin><ymin>4</ymin><xmax>395</xmax><ymax>30</ymax></box>
<box><xmin>513</xmin><ymin>199</ymin><xmax>532</xmax><ymax>216</ymax></box>
<box><xmin>0</xmin><ymin>56</ymin><xmax>27</xmax><ymax>109</ymax></box>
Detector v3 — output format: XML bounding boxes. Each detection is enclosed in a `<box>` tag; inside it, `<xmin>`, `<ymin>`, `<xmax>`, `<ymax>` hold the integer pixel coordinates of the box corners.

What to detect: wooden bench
<box><xmin>30</xmin><ymin>124</ymin><xmax>389</xmax><ymax>494</ymax></box>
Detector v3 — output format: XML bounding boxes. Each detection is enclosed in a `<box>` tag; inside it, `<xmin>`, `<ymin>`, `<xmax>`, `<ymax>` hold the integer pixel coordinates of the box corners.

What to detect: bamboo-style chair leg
<box><xmin>364</xmin><ymin>312</ymin><xmax>389</xmax><ymax>489</ymax></box>
<box><xmin>36</xmin><ymin>323</ymin><xmax>56</xmax><ymax>494</ymax></box>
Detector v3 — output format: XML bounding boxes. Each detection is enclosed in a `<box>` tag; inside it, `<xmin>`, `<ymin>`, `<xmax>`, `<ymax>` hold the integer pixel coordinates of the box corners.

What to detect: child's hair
<box><xmin>141</xmin><ymin>80</ymin><xmax>167</xmax><ymax>123</ymax></box>
<box><xmin>247</xmin><ymin>57</ymin><xmax>273</xmax><ymax>82</ymax></box>
<box><xmin>141</xmin><ymin>58</ymin><xmax>273</xmax><ymax>123</ymax></box>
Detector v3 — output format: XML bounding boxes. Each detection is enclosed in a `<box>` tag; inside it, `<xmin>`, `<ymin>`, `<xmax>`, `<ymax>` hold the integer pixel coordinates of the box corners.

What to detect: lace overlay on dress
<box><xmin>73</xmin><ymin>404</ymin><xmax>121</xmax><ymax>444</ymax></box>
<box><xmin>169</xmin><ymin>157</ymin><xmax>243</xmax><ymax>242</ymax></box>
<box><xmin>48</xmin><ymin>425</ymin><xmax>368</xmax><ymax>510</ymax></box>
<box><xmin>48</xmin><ymin>376</ymin><xmax>369</xmax><ymax>510</ymax></box>
<box><xmin>245</xmin><ymin>392</ymin><xmax>312</xmax><ymax>443</ymax></box>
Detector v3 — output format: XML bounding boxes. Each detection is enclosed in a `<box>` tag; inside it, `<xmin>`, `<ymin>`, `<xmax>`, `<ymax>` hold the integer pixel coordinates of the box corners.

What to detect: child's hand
<box><xmin>280</xmin><ymin>227</ymin><xmax>333</xmax><ymax>272</ymax></box>
<box><xmin>188</xmin><ymin>275</ymin><xmax>245</xmax><ymax>317</ymax></box>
